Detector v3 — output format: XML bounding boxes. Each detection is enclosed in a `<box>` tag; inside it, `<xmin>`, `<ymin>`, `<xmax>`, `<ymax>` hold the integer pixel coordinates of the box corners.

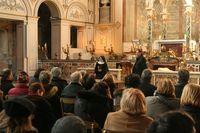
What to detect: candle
<box><xmin>44</xmin><ymin>43</ymin><xmax>47</xmax><ymax>51</ymax></box>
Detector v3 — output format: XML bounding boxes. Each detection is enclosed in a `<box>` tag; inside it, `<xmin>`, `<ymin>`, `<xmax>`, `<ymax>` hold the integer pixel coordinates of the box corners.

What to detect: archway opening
<box><xmin>37</xmin><ymin>1</ymin><xmax>60</xmax><ymax>60</ymax></box>
<box><xmin>70</xmin><ymin>26</ymin><xmax>78</xmax><ymax>48</ymax></box>
<box><xmin>38</xmin><ymin>3</ymin><xmax>51</xmax><ymax>59</ymax></box>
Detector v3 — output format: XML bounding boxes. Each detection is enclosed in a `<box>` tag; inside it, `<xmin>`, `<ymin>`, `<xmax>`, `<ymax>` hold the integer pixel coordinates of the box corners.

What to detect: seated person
<box><xmin>140</xmin><ymin>69</ymin><xmax>157</xmax><ymax>97</ymax></box>
<box><xmin>104</xmin><ymin>89</ymin><xmax>153</xmax><ymax>133</ymax></box>
<box><xmin>95</xmin><ymin>56</ymin><xmax>109</xmax><ymax>79</ymax></box>
<box><xmin>8</xmin><ymin>71</ymin><xmax>29</xmax><ymax>97</ymax></box>
<box><xmin>26</xmin><ymin>83</ymin><xmax>56</xmax><ymax>133</ymax></box>
<box><xmin>175</xmin><ymin>69</ymin><xmax>189</xmax><ymax>98</ymax></box>
<box><xmin>62</xmin><ymin>71</ymin><xmax>84</xmax><ymax>98</ymax></box>
<box><xmin>146</xmin><ymin>78</ymin><xmax>180</xmax><ymax>119</ymax></box>
<box><xmin>181</xmin><ymin>83</ymin><xmax>200</xmax><ymax>132</ymax></box>
<box><xmin>61</xmin><ymin>71</ymin><xmax>84</xmax><ymax>113</ymax></box>
<box><xmin>0</xmin><ymin>69</ymin><xmax>14</xmax><ymax>96</ymax></box>
<box><xmin>51</xmin><ymin>67</ymin><xmax>68</xmax><ymax>96</ymax></box>
<box><xmin>74</xmin><ymin>81</ymin><xmax>112</xmax><ymax>129</ymax></box>
<box><xmin>52</xmin><ymin>115</ymin><xmax>87</xmax><ymax>133</ymax></box>
<box><xmin>147</xmin><ymin>111</ymin><xmax>195</xmax><ymax>133</ymax></box>
<box><xmin>3</xmin><ymin>97</ymin><xmax>37</xmax><ymax>133</ymax></box>
<box><xmin>39</xmin><ymin>70</ymin><xmax>62</xmax><ymax>119</ymax></box>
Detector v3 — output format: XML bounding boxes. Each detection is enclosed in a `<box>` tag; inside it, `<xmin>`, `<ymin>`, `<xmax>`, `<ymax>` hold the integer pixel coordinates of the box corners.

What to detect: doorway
<box><xmin>70</xmin><ymin>26</ymin><xmax>77</xmax><ymax>48</ymax></box>
<box><xmin>70</xmin><ymin>26</ymin><xmax>84</xmax><ymax>48</ymax></box>
<box><xmin>38</xmin><ymin>3</ymin><xmax>51</xmax><ymax>59</ymax></box>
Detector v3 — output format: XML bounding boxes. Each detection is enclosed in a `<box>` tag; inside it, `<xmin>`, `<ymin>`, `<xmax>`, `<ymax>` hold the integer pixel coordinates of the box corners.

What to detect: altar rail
<box><xmin>38</xmin><ymin>60</ymin><xmax>121</xmax><ymax>82</ymax></box>
<box><xmin>78</xmin><ymin>68</ymin><xmax>122</xmax><ymax>81</ymax></box>
<box><xmin>152</xmin><ymin>70</ymin><xmax>200</xmax><ymax>85</ymax></box>
<box><xmin>38</xmin><ymin>60</ymin><xmax>200</xmax><ymax>83</ymax></box>
<box><xmin>186</xmin><ymin>60</ymin><xmax>200</xmax><ymax>72</ymax></box>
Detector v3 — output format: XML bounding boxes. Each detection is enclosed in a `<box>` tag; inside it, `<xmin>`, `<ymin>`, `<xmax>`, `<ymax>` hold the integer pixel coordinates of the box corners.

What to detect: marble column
<box><xmin>60</xmin><ymin>20</ymin><xmax>70</xmax><ymax>59</ymax></box>
<box><xmin>146</xmin><ymin>8</ymin><xmax>154</xmax><ymax>55</ymax></box>
<box><xmin>25</xmin><ymin>17</ymin><xmax>39</xmax><ymax>75</ymax></box>
<box><xmin>51</xmin><ymin>19</ymin><xmax>61</xmax><ymax>59</ymax></box>
<box><xmin>185</xmin><ymin>5</ymin><xmax>192</xmax><ymax>52</ymax></box>
<box><xmin>113</xmin><ymin>0</ymin><xmax>123</xmax><ymax>54</ymax></box>
<box><xmin>16</xmin><ymin>22</ymin><xmax>24</xmax><ymax>71</ymax></box>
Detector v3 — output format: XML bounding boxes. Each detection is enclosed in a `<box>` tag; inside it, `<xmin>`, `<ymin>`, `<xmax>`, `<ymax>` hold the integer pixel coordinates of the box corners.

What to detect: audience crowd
<box><xmin>0</xmin><ymin>67</ymin><xmax>199</xmax><ymax>133</ymax></box>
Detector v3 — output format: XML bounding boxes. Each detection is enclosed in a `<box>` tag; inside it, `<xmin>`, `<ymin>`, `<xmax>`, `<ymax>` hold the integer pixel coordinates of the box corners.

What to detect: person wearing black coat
<box><xmin>0</xmin><ymin>69</ymin><xmax>14</xmax><ymax>96</ymax></box>
<box><xmin>140</xmin><ymin>69</ymin><xmax>156</xmax><ymax>97</ymax></box>
<box><xmin>61</xmin><ymin>71</ymin><xmax>85</xmax><ymax>113</ymax></box>
<box><xmin>74</xmin><ymin>82</ymin><xmax>112</xmax><ymax>129</ymax></box>
<box><xmin>51</xmin><ymin>67</ymin><xmax>68</xmax><ymax>96</ymax></box>
<box><xmin>175</xmin><ymin>69</ymin><xmax>189</xmax><ymax>98</ymax></box>
<box><xmin>26</xmin><ymin>83</ymin><xmax>57</xmax><ymax>133</ymax></box>
<box><xmin>61</xmin><ymin>71</ymin><xmax>84</xmax><ymax>98</ymax></box>
<box><xmin>132</xmin><ymin>49</ymin><xmax>147</xmax><ymax>77</ymax></box>
<box><xmin>39</xmin><ymin>70</ymin><xmax>62</xmax><ymax>119</ymax></box>
<box><xmin>95</xmin><ymin>56</ymin><xmax>109</xmax><ymax>79</ymax></box>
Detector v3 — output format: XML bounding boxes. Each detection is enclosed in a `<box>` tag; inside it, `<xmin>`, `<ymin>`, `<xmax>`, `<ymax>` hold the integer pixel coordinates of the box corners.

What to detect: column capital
<box><xmin>25</xmin><ymin>16</ymin><xmax>39</xmax><ymax>25</ymax></box>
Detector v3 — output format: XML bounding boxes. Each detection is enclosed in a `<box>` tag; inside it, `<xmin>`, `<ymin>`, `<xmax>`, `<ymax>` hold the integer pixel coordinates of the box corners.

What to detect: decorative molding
<box><xmin>67</xmin><ymin>5</ymin><xmax>85</xmax><ymax>21</ymax></box>
<box><xmin>115</xmin><ymin>21</ymin><xmax>121</xmax><ymax>29</ymax></box>
<box><xmin>0</xmin><ymin>0</ymin><xmax>24</xmax><ymax>11</ymax></box>
<box><xmin>66</xmin><ymin>2</ymin><xmax>89</xmax><ymax>22</ymax></box>
<box><xmin>63</xmin><ymin>0</ymin><xmax>73</xmax><ymax>9</ymax></box>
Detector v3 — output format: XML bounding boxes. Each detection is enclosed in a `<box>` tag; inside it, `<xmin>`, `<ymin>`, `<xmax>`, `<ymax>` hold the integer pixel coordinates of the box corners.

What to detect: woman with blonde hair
<box><xmin>103</xmin><ymin>89</ymin><xmax>153</xmax><ymax>133</ymax></box>
<box><xmin>181</xmin><ymin>83</ymin><xmax>200</xmax><ymax>133</ymax></box>
<box><xmin>146</xmin><ymin>78</ymin><xmax>179</xmax><ymax>119</ymax></box>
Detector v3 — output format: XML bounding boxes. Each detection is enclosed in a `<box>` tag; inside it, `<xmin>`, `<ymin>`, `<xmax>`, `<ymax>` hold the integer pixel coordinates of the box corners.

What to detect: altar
<box><xmin>153</xmin><ymin>39</ymin><xmax>186</xmax><ymax>57</ymax></box>
<box><xmin>149</xmin><ymin>40</ymin><xmax>182</xmax><ymax>70</ymax></box>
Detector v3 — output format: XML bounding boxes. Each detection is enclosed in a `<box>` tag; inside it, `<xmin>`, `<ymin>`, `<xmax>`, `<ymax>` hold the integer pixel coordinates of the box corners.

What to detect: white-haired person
<box><xmin>51</xmin><ymin>67</ymin><xmax>68</xmax><ymax>96</ymax></box>
<box><xmin>39</xmin><ymin>70</ymin><xmax>61</xmax><ymax>119</ymax></box>
<box><xmin>61</xmin><ymin>71</ymin><xmax>85</xmax><ymax>113</ymax></box>
<box><xmin>103</xmin><ymin>89</ymin><xmax>153</xmax><ymax>133</ymax></box>
<box><xmin>181</xmin><ymin>83</ymin><xmax>200</xmax><ymax>133</ymax></box>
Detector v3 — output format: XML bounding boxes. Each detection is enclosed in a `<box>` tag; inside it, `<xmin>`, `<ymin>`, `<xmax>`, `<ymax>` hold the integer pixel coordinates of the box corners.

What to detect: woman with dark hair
<box><xmin>140</xmin><ymin>69</ymin><xmax>156</xmax><ymax>97</ymax></box>
<box><xmin>81</xmin><ymin>73</ymin><xmax>96</xmax><ymax>90</ymax></box>
<box><xmin>147</xmin><ymin>111</ymin><xmax>195</xmax><ymax>133</ymax></box>
<box><xmin>29</xmin><ymin>68</ymin><xmax>45</xmax><ymax>84</ymax></box>
<box><xmin>74</xmin><ymin>81</ymin><xmax>112</xmax><ymax>129</ymax></box>
<box><xmin>95</xmin><ymin>56</ymin><xmax>109</xmax><ymax>79</ymax></box>
<box><xmin>0</xmin><ymin>69</ymin><xmax>14</xmax><ymax>96</ymax></box>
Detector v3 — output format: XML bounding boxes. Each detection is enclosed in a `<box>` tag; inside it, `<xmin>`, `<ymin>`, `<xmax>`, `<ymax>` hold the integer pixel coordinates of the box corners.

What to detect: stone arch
<box><xmin>22</xmin><ymin>0</ymin><xmax>32</xmax><ymax>16</ymax></box>
<box><xmin>34</xmin><ymin>0</ymin><xmax>64</xmax><ymax>18</ymax></box>
<box><xmin>66</xmin><ymin>2</ymin><xmax>89</xmax><ymax>22</ymax></box>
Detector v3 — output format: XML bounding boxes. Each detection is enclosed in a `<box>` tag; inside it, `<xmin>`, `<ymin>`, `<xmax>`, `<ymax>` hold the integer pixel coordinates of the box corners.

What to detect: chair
<box><xmin>60</xmin><ymin>97</ymin><xmax>76</xmax><ymax>116</ymax></box>
<box><xmin>84</xmin><ymin>120</ymin><xmax>99</xmax><ymax>133</ymax></box>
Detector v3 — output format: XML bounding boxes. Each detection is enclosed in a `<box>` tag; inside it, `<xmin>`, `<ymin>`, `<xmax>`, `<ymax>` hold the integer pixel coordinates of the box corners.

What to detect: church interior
<box><xmin>0</xmin><ymin>0</ymin><xmax>200</xmax><ymax>133</ymax></box>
